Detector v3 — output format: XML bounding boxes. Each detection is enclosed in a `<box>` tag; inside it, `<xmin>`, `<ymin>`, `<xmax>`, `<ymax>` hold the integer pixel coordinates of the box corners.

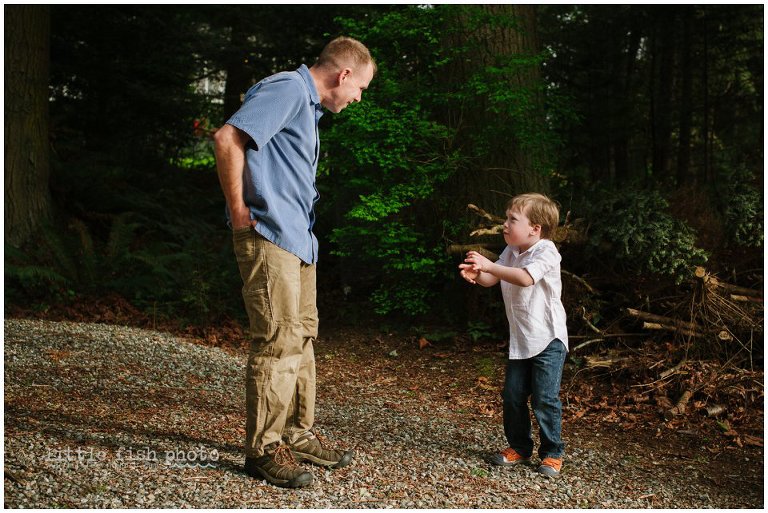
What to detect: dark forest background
<box><xmin>5</xmin><ymin>5</ymin><xmax>763</xmax><ymax>359</ymax></box>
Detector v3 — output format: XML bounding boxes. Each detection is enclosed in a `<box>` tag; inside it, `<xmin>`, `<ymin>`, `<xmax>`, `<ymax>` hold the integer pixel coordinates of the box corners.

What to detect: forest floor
<box><xmin>3</xmin><ymin>313</ymin><xmax>764</xmax><ymax>508</ymax></box>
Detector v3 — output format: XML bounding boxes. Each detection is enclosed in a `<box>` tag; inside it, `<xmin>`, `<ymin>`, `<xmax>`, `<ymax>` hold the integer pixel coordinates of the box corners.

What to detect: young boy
<box><xmin>459</xmin><ymin>193</ymin><xmax>568</xmax><ymax>478</ymax></box>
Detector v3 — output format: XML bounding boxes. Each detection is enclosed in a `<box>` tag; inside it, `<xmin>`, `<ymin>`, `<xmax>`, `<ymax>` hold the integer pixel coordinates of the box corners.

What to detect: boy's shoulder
<box><xmin>533</xmin><ymin>239</ymin><xmax>560</xmax><ymax>253</ymax></box>
<box><xmin>522</xmin><ymin>239</ymin><xmax>561</xmax><ymax>267</ymax></box>
<box><xmin>512</xmin><ymin>239</ymin><xmax>560</xmax><ymax>256</ymax></box>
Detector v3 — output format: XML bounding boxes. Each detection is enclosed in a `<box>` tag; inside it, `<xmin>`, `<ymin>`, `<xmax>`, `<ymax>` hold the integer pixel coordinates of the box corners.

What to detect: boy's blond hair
<box><xmin>506</xmin><ymin>193</ymin><xmax>560</xmax><ymax>239</ymax></box>
<box><xmin>316</xmin><ymin>36</ymin><xmax>377</xmax><ymax>75</ymax></box>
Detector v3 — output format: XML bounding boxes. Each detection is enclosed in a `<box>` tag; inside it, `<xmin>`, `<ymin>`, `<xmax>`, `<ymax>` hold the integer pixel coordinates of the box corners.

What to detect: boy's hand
<box><xmin>464</xmin><ymin>251</ymin><xmax>493</xmax><ymax>273</ymax></box>
<box><xmin>458</xmin><ymin>263</ymin><xmax>480</xmax><ymax>284</ymax></box>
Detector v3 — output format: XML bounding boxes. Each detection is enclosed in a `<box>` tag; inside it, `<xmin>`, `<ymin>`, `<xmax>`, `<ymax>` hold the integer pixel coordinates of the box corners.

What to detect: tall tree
<box><xmin>651</xmin><ymin>9</ymin><xmax>676</xmax><ymax>181</ymax></box>
<box><xmin>444</xmin><ymin>5</ymin><xmax>551</xmax><ymax>213</ymax></box>
<box><xmin>5</xmin><ymin>5</ymin><xmax>52</xmax><ymax>247</ymax></box>
<box><xmin>676</xmin><ymin>7</ymin><xmax>695</xmax><ymax>186</ymax></box>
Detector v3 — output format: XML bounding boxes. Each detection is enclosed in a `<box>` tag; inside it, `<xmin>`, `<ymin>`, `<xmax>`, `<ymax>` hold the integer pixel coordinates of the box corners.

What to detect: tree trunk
<box><xmin>652</xmin><ymin>10</ymin><xmax>676</xmax><ymax>180</ymax></box>
<box><xmin>613</xmin><ymin>22</ymin><xmax>641</xmax><ymax>183</ymax></box>
<box><xmin>702</xmin><ymin>16</ymin><xmax>711</xmax><ymax>184</ymax></box>
<box><xmin>222</xmin><ymin>17</ymin><xmax>252</xmax><ymax>121</ymax></box>
<box><xmin>676</xmin><ymin>8</ymin><xmax>694</xmax><ymax>186</ymax></box>
<box><xmin>5</xmin><ymin>5</ymin><xmax>52</xmax><ymax>248</ymax></box>
<box><xmin>443</xmin><ymin>4</ymin><xmax>548</xmax><ymax>216</ymax></box>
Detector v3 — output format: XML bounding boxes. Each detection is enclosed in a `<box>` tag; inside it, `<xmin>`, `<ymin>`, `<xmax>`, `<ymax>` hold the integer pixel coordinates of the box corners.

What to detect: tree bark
<box><xmin>676</xmin><ymin>7</ymin><xmax>694</xmax><ymax>186</ymax></box>
<box><xmin>222</xmin><ymin>17</ymin><xmax>252</xmax><ymax>121</ymax></box>
<box><xmin>613</xmin><ymin>19</ymin><xmax>642</xmax><ymax>182</ymax></box>
<box><xmin>5</xmin><ymin>5</ymin><xmax>52</xmax><ymax>248</ymax></box>
<box><xmin>443</xmin><ymin>5</ymin><xmax>548</xmax><ymax>216</ymax></box>
<box><xmin>651</xmin><ymin>10</ymin><xmax>676</xmax><ymax>180</ymax></box>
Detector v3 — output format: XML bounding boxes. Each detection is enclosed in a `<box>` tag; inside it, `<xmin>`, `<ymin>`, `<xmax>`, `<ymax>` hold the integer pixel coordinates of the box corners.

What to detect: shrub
<box><xmin>582</xmin><ymin>188</ymin><xmax>709</xmax><ymax>284</ymax></box>
<box><xmin>720</xmin><ymin>167</ymin><xmax>764</xmax><ymax>248</ymax></box>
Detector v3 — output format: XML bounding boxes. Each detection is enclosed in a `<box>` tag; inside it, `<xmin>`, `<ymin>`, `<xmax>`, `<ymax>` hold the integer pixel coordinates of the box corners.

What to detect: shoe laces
<box><xmin>313</xmin><ymin>431</ymin><xmax>329</xmax><ymax>447</ymax></box>
<box><xmin>273</xmin><ymin>445</ymin><xmax>300</xmax><ymax>468</ymax></box>
<box><xmin>540</xmin><ymin>457</ymin><xmax>562</xmax><ymax>471</ymax></box>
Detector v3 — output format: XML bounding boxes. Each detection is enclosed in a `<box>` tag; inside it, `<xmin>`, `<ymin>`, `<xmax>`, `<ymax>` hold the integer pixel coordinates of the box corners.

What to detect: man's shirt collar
<box><xmin>297</xmin><ymin>64</ymin><xmax>321</xmax><ymax>107</ymax></box>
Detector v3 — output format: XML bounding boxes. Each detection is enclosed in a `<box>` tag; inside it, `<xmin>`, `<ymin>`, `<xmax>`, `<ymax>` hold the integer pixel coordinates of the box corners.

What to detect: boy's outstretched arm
<box><xmin>459</xmin><ymin>263</ymin><xmax>500</xmax><ymax>287</ymax></box>
<box><xmin>464</xmin><ymin>251</ymin><xmax>534</xmax><ymax>287</ymax></box>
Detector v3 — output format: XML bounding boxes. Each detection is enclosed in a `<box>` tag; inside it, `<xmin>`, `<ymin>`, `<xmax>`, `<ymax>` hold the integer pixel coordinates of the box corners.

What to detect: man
<box><xmin>213</xmin><ymin>37</ymin><xmax>376</xmax><ymax>489</ymax></box>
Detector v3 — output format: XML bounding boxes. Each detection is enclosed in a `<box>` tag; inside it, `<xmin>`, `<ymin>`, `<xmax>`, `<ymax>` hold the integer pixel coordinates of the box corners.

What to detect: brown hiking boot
<box><xmin>289</xmin><ymin>431</ymin><xmax>354</xmax><ymax>469</ymax></box>
<box><xmin>244</xmin><ymin>443</ymin><xmax>313</xmax><ymax>488</ymax></box>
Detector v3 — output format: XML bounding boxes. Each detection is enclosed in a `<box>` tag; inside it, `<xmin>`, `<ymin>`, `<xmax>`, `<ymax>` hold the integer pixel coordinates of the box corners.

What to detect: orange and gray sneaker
<box><xmin>490</xmin><ymin>447</ymin><xmax>532</xmax><ymax>466</ymax></box>
<box><xmin>537</xmin><ymin>457</ymin><xmax>563</xmax><ymax>478</ymax></box>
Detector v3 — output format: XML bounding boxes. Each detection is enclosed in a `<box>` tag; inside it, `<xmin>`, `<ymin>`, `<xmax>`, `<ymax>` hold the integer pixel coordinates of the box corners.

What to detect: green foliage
<box><xmin>4</xmin><ymin>244</ymin><xmax>70</xmax><ymax>304</ymax></box>
<box><xmin>319</xmin><ymin>7</ymin><xmax>464</xmax><ymax>317</ymax></box>
<box><xmin>719</xmin><ymin>167</ymin><xmax>763</xmax><ymax>248</ymax></box>
<box><xmin>470</xmin><ymin>467</ymin><xmax>489</xmax><ymax>478</ymax></box>
<box><xmin>323</xmin><ymin>5</ymin><xmax>562</xmax><ymax>318</ymax></box>
<box><xmin>475</xmin><ymin>356</ymin><xmax>497</xmax><ymax>378</ymax></box>
<box><xmin>172</xmin><ymin>140</ymin><xmax>217</xmax><ymax>171</ymax></box>
<box><xmin>582</xmin><ymin>188</ymin><xmax>709</xmax><ymax>284</ymax></box>
<box><xmin>467</xmin><ymin>321</ymin><xmax>494</xmax><ymax>342</ymax></box>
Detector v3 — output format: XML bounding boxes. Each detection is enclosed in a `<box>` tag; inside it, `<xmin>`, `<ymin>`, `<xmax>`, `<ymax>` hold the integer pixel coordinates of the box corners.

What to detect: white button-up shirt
<box><xmin>497</xmin><ymin>239</ymin><xmax>569</xmax><ymax>359</ymax></box>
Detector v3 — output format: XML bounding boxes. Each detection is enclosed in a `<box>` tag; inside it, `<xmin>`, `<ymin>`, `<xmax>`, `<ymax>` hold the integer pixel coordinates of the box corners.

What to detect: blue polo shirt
<box><xmin>226</xmin><ymin>64</ymin><xmax>323</xmax><ymax>264</ymax></box>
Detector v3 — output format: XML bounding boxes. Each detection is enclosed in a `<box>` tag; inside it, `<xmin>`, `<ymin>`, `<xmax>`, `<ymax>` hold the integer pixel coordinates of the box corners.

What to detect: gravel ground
<box><xmin>4</xmin><ymin>318</ymin><xmax>763</xmax><ymax>508</ymax></box>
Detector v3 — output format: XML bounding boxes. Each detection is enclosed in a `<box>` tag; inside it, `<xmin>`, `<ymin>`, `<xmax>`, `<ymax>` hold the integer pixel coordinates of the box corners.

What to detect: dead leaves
<box><xmin>474</xmin><ymin>376</ymin><xmax>497</xmax><ymax>392</ymax></box>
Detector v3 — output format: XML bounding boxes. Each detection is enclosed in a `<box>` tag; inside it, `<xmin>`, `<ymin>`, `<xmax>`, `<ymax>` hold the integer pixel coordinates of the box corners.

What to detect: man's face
<box><xmin>325</xmin><ymin>62</ymin><xmax>375</xmax><ymax>113</ymax></box>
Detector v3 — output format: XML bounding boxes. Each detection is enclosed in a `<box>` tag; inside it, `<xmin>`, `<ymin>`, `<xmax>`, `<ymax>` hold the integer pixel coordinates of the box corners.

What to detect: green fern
<box><xmin>5</xmin><ymin>263</ymin><xmax>68</xmax><ymax>286</ymax></box>
<box><xmin>40</xmin><ymin>223</ymin><xmax>81</xmax><ymax>283</ymax></box>
<box><xmin>68</xmin><ymin>218</ymin><xmax>96</xmax><ymax>285</ymax></box>
<box><xmin>106</xmin><ymin>213</ymin><xmax>141</xmax><ymax>260</ymax></box>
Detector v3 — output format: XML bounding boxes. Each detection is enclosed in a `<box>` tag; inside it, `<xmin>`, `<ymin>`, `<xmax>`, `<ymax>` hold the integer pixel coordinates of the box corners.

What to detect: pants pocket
<box><xmin>233</xmin><ymin>227</ymin><xmax>256</xmax><ymax>263</ymax></box>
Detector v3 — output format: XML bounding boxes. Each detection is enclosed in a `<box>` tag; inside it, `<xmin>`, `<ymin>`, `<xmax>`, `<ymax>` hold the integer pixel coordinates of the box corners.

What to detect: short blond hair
<box><xmin>316</xmin><ymin>36</ymin><xmax>377</xmax><ymax>75</ymax></box>
<box><xmin>506</xmin><ymin>193</ymin><xmax>560</xmax><ymax>239</ymax></box>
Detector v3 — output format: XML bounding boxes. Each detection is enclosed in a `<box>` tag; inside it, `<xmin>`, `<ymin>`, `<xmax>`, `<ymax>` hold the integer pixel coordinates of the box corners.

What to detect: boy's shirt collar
<box><xmin>510</xmin><ymin>238</ymin><xmax>545</xmax><ymax>257</ymax></box>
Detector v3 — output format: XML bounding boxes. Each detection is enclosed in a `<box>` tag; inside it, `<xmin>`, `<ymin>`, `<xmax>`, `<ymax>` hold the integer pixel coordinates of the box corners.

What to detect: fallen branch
<box><xmin>470</xmin><ymin>225</ymin><xmax>504</xmax><ymax>237</ymax></box>
<box><xmin>585</xmin><ymin>355</ymin><xmax>628</xmax><ymax>368</ymax></box>
<box><xmin>642</xmin><ymin>322</ymin><xmax>732</xmax><ymax>341</ymax></box>
<box><xmin>730</xmin><ymin>294</ymin><xmax>763</xmax><ymax>303</ymax></box>
<box><xmin>569</xmin><ymin>333</ymin><xmax>647</xmax><ymax>340</ymax></box>
<box><xmin>628</xmin><ymin>308</ymin><xmax>733</xmax><ymax>341</ymax></box>
<box><xmin>572</xmin><ymin>338</ymin><xmax>603</xmax><ymax>352</ymax></box>
<box><xmin>627</xmin><ymin>308</ymin><xmax>701</xmax><ymax>331</ymax></box>
<box><xmin>642</xmin><ymin>321</ymin><xmax>702</xmax><ymax>338</ymax></box>
<box><xmin>695</xmin><ymin>267</ymin><xmax>763</xmax><ymax>298</ymax></box>
<box><xmin>700</xmin><ymin>404</ymin><xmax>726</xmax><ymax>417</ymax></box>
<box><xmin>581</xmin><ymin>306</ymin><xmax>602</xmax><ymax>334</ymax></box>
<box><xmin>446</xmin><ymin>244</ymin><xmax>500</xmax><ymax>261</ymax></box>
<box><xmin>467</xmin><ymin>203</ymin><xmax>505</xmax><ymax>224</ymax></box>
<box><xmin>659</xmin><ymin>358</ymin><xmax>687</xmax><ymax>379</ymax></box>
<box><xmin>562</xmin><ymin>270</ymin><xmax>598</xmax><ymax>295</ymax></box>
<box><xmin>664</xmin><ymin>389</ymin><xmax>693</xmax><ymax>420</ymax></box>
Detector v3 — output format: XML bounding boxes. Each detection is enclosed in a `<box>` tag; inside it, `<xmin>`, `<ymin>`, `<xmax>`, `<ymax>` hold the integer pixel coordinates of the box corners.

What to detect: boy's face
<box><xmin>503</xmin><ymin>207</ymin><xmax>542</xmax><ymax>251</ymax></box>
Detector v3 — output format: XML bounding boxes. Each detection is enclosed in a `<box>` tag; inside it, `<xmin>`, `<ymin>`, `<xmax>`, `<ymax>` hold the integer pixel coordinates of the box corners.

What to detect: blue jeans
<box><xmin>502</xmin><ymin>339</ymin><xmax>566</xmax><ymax>459</ymax></box>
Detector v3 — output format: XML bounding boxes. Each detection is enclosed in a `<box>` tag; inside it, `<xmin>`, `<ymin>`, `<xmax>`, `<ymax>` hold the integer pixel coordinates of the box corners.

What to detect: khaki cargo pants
<box><xmin>232</xmin><ymin>227</ymin><xmax>318</xmax><ymax>458</ymax></box>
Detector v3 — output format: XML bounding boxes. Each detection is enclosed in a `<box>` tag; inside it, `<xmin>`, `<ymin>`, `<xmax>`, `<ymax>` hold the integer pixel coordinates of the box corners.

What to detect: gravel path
<box><xmin>4</xmin><ymin>318</ymin><xmax>763</xmax><ymax>508</ymax></box>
